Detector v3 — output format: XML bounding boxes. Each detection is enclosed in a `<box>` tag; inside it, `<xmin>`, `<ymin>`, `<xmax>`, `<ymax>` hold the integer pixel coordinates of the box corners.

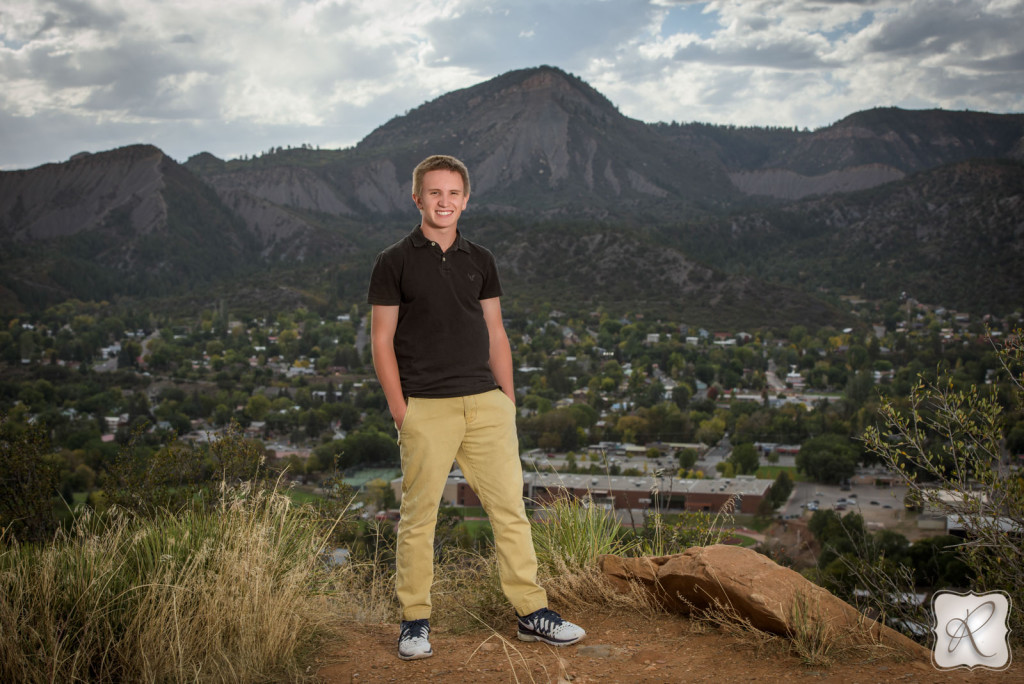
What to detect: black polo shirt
<box><xmin>367</xmin><ymin>226</ymin><xmax>503</xmax><ymax>398</ymax></box>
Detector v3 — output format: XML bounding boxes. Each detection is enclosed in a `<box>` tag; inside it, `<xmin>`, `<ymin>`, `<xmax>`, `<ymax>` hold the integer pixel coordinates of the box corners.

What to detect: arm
<box><xmin>370</xmin><ymin>305</ymin><xmax>408</xmax><ymax>428</ymax></box>
<box><xmin>481</xmin><ymin>297</ymin><xmax>515</xmax><ymax>403</ymax></box>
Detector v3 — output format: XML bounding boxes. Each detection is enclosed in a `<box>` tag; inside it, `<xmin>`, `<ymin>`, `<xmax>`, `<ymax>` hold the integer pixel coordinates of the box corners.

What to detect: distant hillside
<box><xmin>467</xmin><ymin>219</ymin><xmax>848</xmax><ymax>329</ymax></box>
<box><xmin>673</xmin><ymin>159</ymin><xmax>1024</xmax><ymax>315</ymax></box>
<box><xmin>0</xmin><ymin>145</ymin><xmax>261</xmax><ymax>308</ymax></box>
<box><xmin>655</xmin><ymin>107</ymin><xmax>1024</xmax><ymax>200</ymax></box>
<box><xmin>2</xmin><ymin>65</ymin><xmax>1022</xmax><ymax>321</ymax></box>
<box><xmin>0</xmin><ymin>145</ymin><xmax>369</xmax><ymax>310</ymax></box>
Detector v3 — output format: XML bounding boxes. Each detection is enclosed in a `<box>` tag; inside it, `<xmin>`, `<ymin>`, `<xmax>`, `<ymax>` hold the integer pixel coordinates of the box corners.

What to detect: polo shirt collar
<box><xmin>410</xmin><ymin>225</ymin><xmax>470</xmax><ymax>253</ymax></box>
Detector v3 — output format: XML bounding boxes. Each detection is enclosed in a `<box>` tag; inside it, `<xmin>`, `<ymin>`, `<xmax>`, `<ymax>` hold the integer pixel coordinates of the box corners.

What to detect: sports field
<box><xmin>343</xmin><ymin>468</ymin><xmax>401</xmax><ymax>489</ymax></box>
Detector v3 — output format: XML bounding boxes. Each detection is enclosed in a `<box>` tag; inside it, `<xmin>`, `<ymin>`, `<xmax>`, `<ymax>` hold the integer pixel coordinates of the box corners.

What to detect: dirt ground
<box><xmin>316</xmin><ymin>607</ymin><xmax>1024</xmax><ymax>683</ymax></box>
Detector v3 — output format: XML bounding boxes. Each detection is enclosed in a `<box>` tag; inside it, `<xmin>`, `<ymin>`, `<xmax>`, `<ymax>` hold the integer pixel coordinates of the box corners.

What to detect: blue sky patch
<box><xmin>660</xmin><ymin>3</ymin><xmax>722</xmax><ymax>40</ymax></box>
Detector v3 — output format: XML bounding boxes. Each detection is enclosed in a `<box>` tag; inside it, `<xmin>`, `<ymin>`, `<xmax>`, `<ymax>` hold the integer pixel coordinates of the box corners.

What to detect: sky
<box><xmin>2</xmin><ymin>0</ymin><xmax>1022</xmax><ymax>171</ymax></box>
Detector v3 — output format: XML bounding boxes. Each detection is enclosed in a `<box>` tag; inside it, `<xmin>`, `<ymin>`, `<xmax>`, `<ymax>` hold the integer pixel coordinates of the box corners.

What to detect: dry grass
<box><xmin>542</xmin><ymin>557</ymin><xmax>663</xmax><ymax>620</ymax></box>
<box><xmin>431</xmin><ymin>548</ymin><xmax>510</xmax><ymax>634</ymax></box>
<box><xmin>786</xmin><ymin>592</ymin><xmax>839</xmax><ymax>666</ymax></box>
<box><xmin>677</xmin><ymin>587</ymin><xmax>906</xmax><ymax>668</ymax></box>
<box><xmin>683</xmin><ymin>595</ymin><xmax>785</xmax><ymax>658</ymax></box>
<box><xmin>0</xmin><ymin>482</ymin><xmax>349</xmax><ymax>683</ymax></box>
<box><xmin>330</xmin><ymin>520</ymin><xmax>399</xmax><ymax>625</ymax></box>
<box><xmin>462</xmin><ymin>615</ymin><xmax>556</xmax><ymax>684</ymax></box>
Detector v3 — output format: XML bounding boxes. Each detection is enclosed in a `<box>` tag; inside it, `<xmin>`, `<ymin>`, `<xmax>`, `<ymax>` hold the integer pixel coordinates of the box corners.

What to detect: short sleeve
<box><xmin>367</xmin><ymin>250</ymin><xmax>402</xmax><ymax>305</ymax></box>
<box><xmin>477</xmin><ymin>247</ymin><xmax>503</xmax><ymax>300</ymax></box>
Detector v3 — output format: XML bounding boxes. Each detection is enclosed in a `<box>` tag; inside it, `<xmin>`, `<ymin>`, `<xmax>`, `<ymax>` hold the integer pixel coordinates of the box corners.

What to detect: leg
<box><xmin>455</xmin><ymin>390</ymin><xmax>547</xmax><ymax>616</ymax></box>
<box><xmin>395</xmin><ymin>396</ymin><xmax>465</xmax><ymax>620</ymax></box>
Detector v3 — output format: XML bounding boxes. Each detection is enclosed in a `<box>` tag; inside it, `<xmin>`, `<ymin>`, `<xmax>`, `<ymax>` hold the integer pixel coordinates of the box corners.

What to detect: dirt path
<box><xmin>316</xmin><ymin>608</ymin><xmax>1023</xmax><ymax>683</ymax></box>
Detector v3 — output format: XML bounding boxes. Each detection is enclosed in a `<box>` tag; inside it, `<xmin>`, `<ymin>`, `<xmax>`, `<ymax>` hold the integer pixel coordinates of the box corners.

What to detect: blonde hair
<box><xmin>412</xmin><ymin>155</ymin><xmax>470</xmax><ymax>198</ymax></box>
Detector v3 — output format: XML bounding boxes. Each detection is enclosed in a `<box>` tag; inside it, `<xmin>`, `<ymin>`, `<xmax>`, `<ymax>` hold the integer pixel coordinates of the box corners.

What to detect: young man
<box><xmin>367</xmin><ymin>155</ymin><xmax>585</xmax><ymax>661</ymax></box>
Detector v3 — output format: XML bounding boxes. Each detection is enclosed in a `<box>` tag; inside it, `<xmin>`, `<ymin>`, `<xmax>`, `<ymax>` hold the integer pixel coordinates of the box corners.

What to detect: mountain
<box><xmin>351</xmin><ymin>67</ymin><xmax>736</xmax><ymax>215</ymax></box>
<box><xmin>2</xmin><ymin>66</ymin><xmax>1022</xmax><ymax>322</ymax></box>
<box><xmin>190</xmin><ymin>68</ymin><xmax>1024</xmax><ymax>219</ymax></box>
<box><xmin>185</xmin><ymin>66</ymin><xmax>738</xmax><ymax>222</ymax></box>
<box><xmin>0</xmin><ymin>145</ymin><xmax>367</xmax><ymax>310</ymax></box>
<box><xmin>700</xmin><ymin>107</ymin><xmax>1024</xmax><ymax>200</ymax></box>
<box><xmin>0</xmin><ymin>145</ymin><xmax>262</xmax><ymax>308</ymax></box>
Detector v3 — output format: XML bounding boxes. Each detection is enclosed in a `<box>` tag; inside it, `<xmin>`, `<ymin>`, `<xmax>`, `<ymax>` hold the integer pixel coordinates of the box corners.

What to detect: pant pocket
<box><xmin>397</xmin><ymin>398</ymin><xmax>416</xmax><ymax>446</ymax></box>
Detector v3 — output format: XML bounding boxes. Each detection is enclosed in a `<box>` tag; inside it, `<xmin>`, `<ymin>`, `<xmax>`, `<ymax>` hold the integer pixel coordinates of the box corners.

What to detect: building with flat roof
<box><xmin>523</xmin><ymin>471</ymin><xmax>772</xmax><ymax>515</ymax></box>
<box><xmin>390</xmin><ymin>469</ymin><xmax>773</xmax><ymax>515</ymax></box>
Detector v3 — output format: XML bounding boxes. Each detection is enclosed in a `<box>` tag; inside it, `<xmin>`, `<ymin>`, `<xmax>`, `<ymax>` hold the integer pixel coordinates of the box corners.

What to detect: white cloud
<box><xmin>590</xmin><ymin>0</ymin><xmax>1024</xmax><ymax>127</ymax></box>
<box><xmin>0</xmin><ymin>0</ymin><xmax>1021</xmax><ymax>169</ymax></box>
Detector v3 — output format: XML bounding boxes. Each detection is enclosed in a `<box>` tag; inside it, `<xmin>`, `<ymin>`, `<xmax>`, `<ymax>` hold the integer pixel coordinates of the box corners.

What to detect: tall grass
<box><xmin>0</xmin><ymin>481</ymin><xmax>348</xmax><ymax>683</ymax></box>
<box><xmin>531</xmin><ymin>491</ymin><xmax>639</xmax><ymax>572</ymax></box>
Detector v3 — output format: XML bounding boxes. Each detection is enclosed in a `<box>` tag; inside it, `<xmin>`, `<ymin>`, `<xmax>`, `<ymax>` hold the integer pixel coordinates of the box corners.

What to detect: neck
<box><xmin>421</xmin><ymin>224</ymin><xmax>457</xmax><ymax>251</ymax></box>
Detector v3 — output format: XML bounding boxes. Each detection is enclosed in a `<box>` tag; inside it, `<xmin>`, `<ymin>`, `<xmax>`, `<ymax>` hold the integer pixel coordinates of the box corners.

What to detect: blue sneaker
<box><xmin>517</xmin><ymin>608</ymin><xmax>586</xmax><ymax>646</ymax></box>
<box><xmin>398</xmin><ymin>619</ymin><xmax>433</xmax><ymax>660</ymax></box>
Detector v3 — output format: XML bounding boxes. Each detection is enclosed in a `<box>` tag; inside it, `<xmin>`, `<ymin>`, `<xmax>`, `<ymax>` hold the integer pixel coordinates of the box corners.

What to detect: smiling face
<box><xmin>413</xmin><ymin>169</ymin><xmax>469</xmax><ymax>237</ymax></box>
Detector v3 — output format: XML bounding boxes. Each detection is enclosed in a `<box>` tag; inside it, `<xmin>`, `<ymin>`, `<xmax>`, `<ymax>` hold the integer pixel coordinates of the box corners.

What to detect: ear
<box><xmin>412</xmin><ymin>193</ymin><xmax>423</xmax><ymax>210</ymax></box>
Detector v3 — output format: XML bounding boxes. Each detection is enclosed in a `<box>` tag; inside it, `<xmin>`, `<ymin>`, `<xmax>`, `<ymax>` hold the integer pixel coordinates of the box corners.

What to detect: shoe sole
<box><xmin>517</xmin><ymin>631</ymin><xmax>584</xmax><ymax>646</ymax></box>
<box><xmin>398</xmin><ymin>649</ymin><xmax>434</xmax><ymax>661</ymax></box>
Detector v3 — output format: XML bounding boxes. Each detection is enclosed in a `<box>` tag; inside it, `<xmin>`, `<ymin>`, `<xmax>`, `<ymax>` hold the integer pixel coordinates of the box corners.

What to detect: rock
<box><xmin>598</xmin><ymin>545</ymin><xmax>929</xmax><ymax>660</ymax></box>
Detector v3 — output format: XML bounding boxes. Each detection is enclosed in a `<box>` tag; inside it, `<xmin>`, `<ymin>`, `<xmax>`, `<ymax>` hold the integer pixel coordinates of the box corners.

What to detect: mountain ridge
<box><xmin>2</xmin><ymin>65</ymin><xmax>1022</xmax><ymax>321</ymax></box>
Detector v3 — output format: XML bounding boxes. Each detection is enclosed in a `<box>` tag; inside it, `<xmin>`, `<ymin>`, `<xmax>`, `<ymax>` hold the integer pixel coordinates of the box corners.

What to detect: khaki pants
<box><xmin>395</xmin><ymin>389</ymin><xmax>547</xmax><ymax>621</ymax></box>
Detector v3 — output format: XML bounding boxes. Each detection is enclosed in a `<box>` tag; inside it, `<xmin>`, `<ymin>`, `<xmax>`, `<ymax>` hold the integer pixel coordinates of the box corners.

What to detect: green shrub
<box><xmin>531</xmin><ymin>491</ymin><xmax>638</xmax><ymax>571</ymax></box>
<box><xmin>862</xmin><ymin>329</ymin><xmax>1024</xmax><ymax>644</ymax></box>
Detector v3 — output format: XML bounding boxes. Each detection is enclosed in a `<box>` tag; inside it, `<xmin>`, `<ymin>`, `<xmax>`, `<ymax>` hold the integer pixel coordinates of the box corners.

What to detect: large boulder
<box><xmin>598</xmin><ymin>545</ymin><xmax>929</xmax><ymax>659</ymax></box>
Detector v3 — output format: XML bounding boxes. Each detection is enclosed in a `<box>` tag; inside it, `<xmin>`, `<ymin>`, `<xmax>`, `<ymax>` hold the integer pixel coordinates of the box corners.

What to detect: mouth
<box><xmin>436</xmin><ymin>210</ymin><xmax>454</xmax><ymax>217</ymax></box>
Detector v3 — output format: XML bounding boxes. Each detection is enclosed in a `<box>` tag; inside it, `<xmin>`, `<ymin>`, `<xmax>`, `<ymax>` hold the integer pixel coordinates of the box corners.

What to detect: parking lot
<box><xmin>783</xmin><ymin>480</ymin><xmax>915</xmax><ymax>531</ymax></box>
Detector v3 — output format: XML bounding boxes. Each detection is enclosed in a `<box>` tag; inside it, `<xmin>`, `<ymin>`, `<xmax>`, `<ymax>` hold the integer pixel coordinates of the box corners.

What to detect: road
<box><xmin>698</xmin><ymin>433</ymin><xmax>732</xmax><ymax>475</ymax></box>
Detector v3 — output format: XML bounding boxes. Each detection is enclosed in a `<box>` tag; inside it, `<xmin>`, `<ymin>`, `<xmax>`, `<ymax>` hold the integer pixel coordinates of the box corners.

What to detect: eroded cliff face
<box><xmin>0</xmin><ymin>144</ymin><xmax>266</xmax><ymax>304</ymax></box>
<box><xmin>0</xmin><ymin>145</ymin><xmax>169</xmax><ymax>241</ymax></box>
<box><xmin>350</xmin><ymin>65</ymin><xmax>731</xmax><ymax>213</ymax></box>
<box><xmin>208</xmin><ymin>166</ymin><xmax>354</xmax><ymax>216</ymax></box>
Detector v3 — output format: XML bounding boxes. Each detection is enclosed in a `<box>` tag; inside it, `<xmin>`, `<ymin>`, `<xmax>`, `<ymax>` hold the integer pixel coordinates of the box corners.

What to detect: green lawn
<box><xmin>755</xmin><ymin>465</ymin><xmax>806</xmax><ymax>481</ymax></box>
<box><xmin>733</xmin><ymin>513</ymin><xmax>771</xmax><ymax>532</ymax></box>
<box><xmin>731</xmin><ymin>533</ymin><xmax>757</xmax><ymax>547</ymax></box>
